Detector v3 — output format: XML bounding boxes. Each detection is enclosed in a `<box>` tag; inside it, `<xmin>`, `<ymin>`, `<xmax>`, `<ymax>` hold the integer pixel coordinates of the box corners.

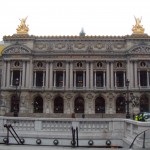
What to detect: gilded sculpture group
<box><xmin>16</xmin><ymin>16</ymin><xmax>145</xmax><ymax>35</ymax></box>
<box><xmin>132</xmin><ymin>16</ymin><xmax>145</xmax><ymax>34</ymax></box>
<box><xmin>16</xmin><ymin>17</ymin><xmax>29</xmax><ymax>34</ymax></box>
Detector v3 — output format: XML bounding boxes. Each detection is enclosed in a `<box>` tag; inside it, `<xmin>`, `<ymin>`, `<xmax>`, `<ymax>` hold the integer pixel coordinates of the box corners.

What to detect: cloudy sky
<box><xmin>0</xmin><ymin>0</ymin><xmax>149</xmax><ymax>40</ymax></box>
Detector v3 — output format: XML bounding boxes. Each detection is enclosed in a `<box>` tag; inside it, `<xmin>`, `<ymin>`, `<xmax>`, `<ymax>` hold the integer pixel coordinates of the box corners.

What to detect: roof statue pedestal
<box><xmin>132</xmin><ymin>17</ymin><xmax>145</xmax><ymax>35</ymax></box>
<box><xmin>16</xmin><ymin>17</ymin><xmax>29</xmax><ymax>34</ymax></box>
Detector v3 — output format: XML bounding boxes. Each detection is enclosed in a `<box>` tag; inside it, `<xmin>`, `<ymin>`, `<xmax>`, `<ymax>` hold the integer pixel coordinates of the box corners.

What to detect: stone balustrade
<box><xmin>0</xmin><ymin>117</ymin><xmax>149</xmax><ymax>148</ymax></box>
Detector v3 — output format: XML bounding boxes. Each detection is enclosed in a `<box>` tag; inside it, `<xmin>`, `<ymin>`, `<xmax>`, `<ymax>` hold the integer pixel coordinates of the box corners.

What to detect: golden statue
<box><xmin>16</xmin><ymin>17</ymin><xmax>29</xmax><ymax>34</ymax></box>
<box><xmin>132</xmin><ymin>16</ymin><xmax>145</xmax><ymax>34</ymax></box>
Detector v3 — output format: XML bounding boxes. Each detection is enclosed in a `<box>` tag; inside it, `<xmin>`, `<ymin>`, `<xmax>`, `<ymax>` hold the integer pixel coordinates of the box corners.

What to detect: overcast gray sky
<box><xmin>0</xmin><ymin>0</ymin><xmax>149</xmax><ymax>40</ymax></box>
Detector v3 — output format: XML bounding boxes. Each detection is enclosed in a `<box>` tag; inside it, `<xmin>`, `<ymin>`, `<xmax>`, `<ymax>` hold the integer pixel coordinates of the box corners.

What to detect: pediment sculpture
<box><xmin>129</xmin><ymin>45</ymin><xmax>150</xmax><ymax>54</ymax></box>
<box><xmin>3</xmin><ymin>45</ymin><xmax>31</xmax><ymax>54</ymax></box>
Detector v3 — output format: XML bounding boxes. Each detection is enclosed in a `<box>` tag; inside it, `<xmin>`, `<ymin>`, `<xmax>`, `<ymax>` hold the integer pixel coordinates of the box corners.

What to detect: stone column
<box><xmin>19</xmin><ymin>71</ymin><xmax>22</xmax><ymax>86</ymax></box>
<box><xmin>123</xmin><ymin>71</ymin><xmax>126</xmax><ymax>87</ymax></box>
<box><xmin>106</xmin><ymin>62</ymin><xmax>110</xmax><ymax>89</ymax></box>
<box><xmin>110</xmin><ymin>62</ymin><xmax>114</xmax><ymax>89</ymax></box>
<box><xmin>73</xmin><ymin>71</ymin><xmax>76</xmax><ymax>88</ymax></box>
<box><xmin>49</xmin><ymin>62</ymin><xmax>53</xmax><ymax>90</ymax></box>
<box><xmin>147</xmin><ymin>71</ymin><xmax>149</xmax><ymax>87</ymax></box>
<box><xmin>66</xmin><ymin>62</ymin><xmax>69</xmax><ymax>89</ymax></box>
<box><xmin>103</xmin><ymin>71</ymin><xmax>106</xmax><ymax>88</ymax></box>
<box><xmin>26</xmin><ymin>61</ymin><xmax>30</xmax><ymax>88</ymax></box>
<box><xmin>130</xmin><ymin>61</ymin><xmax>133</xmax><ymax>88</ymax></box>
<box><xmin>2</xmin><ymin>61</ymin><xmax>6</xmax><ymax>88</ymax></box>
<box><xmin>63</xmin><ymin>71</ymin><xmax>65</xmax><ymax>87</ymax></box>
<box><xmin>138</xmin><ymin>71</ymin><xmax>140</xmax><ymax>87</ymax></box>
<box><xmin>83</xmin><ymin>71</ymin><xmax>86</xmax><ymax>88</ymax></box>
<box><xmin>134</xmin><ymin>61</ymin><xmax>138</xmax><ymax>88</ymax></box>
<box><xmin>53</xmin><ymin>71</ymin><xmax>56</xmax><ymax>88</ymax></box>
<box><xmin>10</xmin><ymin>71</ymin><xmax>13</xmax><ymax>86</ymax></box>
<box><xmin>86</xmin><ymin>62</ymin><xmax>89</xmax><ymax>89</ymax></box>
<box><xmin>29</xmin><ymin>60</ymin><xmax>33</xmax><ymax>88</ymax></box>
<box><xmin>69</xmin><ymin>62</ymin><xmax>73</xmax><ymax>89</ymax></box>
<box><xmin>114</xmin><ymin>71</ymin><xmax>116</xmax><ymax>88</ymax></box>
<box><xmin>90</xmin><ymin>62</ymin><xmax>93</xmax><ymax>89</ymax></box>
<box><xmin>42</xmin><ymin>71</ymin><xmax>45</xmax><ymax>87</ymax></box>
<box><xmin>22</xmin><ymin>61</ymin><xmax>26</xmax><ymax>88</ymax></box>
<box><xmin>94</xmin><ymin>71</ymin><xmax>96</xmax><ymax>88</ymax></box>
<box><xmin>45</xmin><ymin>62</ymin><xmax>49</xmax><ymax>89</ymax></box>
<box><xmin>6</xmin><ymin>61</ymin><xmax>10</xmax><ymax>88</ymax></box>
<box><xmin>33</xmin><ymin>71</ymin><xmax>36</xmax><ymax>87</ymax></box>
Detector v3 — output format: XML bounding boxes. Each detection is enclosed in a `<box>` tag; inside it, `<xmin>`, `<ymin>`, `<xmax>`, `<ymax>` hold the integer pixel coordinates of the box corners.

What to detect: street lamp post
<box><xmin>125</xmin><ymin>79</ymin><xmax>130</xmax><ymax>118</ymax></box>
<box><xmin>14</xmin><ymin>78</ymin><xmax>19</xmax><ymax>117</ymax></box>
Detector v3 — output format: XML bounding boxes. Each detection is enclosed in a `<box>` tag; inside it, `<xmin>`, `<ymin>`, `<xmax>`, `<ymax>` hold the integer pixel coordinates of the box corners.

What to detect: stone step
<box><xmin>0</xmin><ymin>145</ymin><xmax>135</xmax><ymax>150</ymax></box>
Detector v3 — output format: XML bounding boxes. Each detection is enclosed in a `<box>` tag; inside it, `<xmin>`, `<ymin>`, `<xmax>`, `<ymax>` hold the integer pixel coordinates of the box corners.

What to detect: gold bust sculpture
<box><xmin>132</xmin><ymin>16</ymin><xmax>145</xmax><ymax>34</ymax></box>
<box><xmin>16</xmin><ymin>17</ymin><xmax>29</xmax><ymax>34</ymax></box>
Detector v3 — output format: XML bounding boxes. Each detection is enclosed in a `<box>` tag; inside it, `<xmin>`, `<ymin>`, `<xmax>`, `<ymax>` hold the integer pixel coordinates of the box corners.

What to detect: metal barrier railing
<box><xmin>4</xmin><ymin>124</ymin><xmax>24</xmax><ymax>145</ymax></box>
<box><xmin>129</xmin><ymin>128</ymin><xmax>150</xmax><ymax>149</ymax></box>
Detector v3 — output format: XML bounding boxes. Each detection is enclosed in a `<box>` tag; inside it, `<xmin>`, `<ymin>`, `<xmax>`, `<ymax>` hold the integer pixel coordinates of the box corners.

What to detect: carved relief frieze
<box><xmin>74</xmin><ymin>42</ymin><xmax>85</xmax><ymax>49</ymax></box>
<box><xmin>3</xmin><ymin>46</ymin><xmax>31</xmax><ymax>54</ymax></box>
<box><xmin>34</xmin><ymin>43</ymin><xmax>47</xmax><ymax>50</ymax></box>
<box><xmin>106</xmin><ymin>42</ymin><xmax>113</xmax><ymax>51</ymax></box>
<box><xmin>94</xmin><ymin>43</ymin><xmax>104</xmax><ymax>49</ymax></box>
<box><xmin>93</xmin><ymin>61</ymin><xmax>106</xmax><ymax>69</ymax></box>
<box><xmin>73</xmin><ymin>61</ymin><xmax>86</xmax><ymax>70</ymax></box>
<box><xmin>113</xmin><ymin>61</ymin><xmax>126</xmax><ymax>69</ymax></box>
<box><xmin>129</xmin><ymin>45</ymin><xmax>150</xmax><ymax>54</ymax></box>
<box><xmin>33</xmin><ymin>61</ymin><xmax>46</xmax><ymax>69</ymax></box>
<box><xmin>55</xmin><ymin>43</ymin><xmax>66</xmax><ymax>49</ymax></box>
<box><xmin>114</xmin><ymin>43</ymin><xmax>126</xmax><ymax>49</ymax></box>
<box><xmin>10</xmin><ymin>60</ymin><xmax>23</xmax><ymax>68</ymax></box>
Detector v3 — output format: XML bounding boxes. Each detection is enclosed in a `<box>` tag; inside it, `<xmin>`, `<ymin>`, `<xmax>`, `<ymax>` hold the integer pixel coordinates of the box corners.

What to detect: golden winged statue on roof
<box><xmin>16</xmin><ymin>17</ymin><xmax>29</xmax><ymax>34</ymax></box>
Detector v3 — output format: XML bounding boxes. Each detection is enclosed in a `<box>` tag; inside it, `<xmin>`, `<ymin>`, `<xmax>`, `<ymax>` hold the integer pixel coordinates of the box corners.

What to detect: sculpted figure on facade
<box><xmin>16</xmin><ymin>17</ymin><xmax>29</xmax><ymax>34</ymax></box>
<box><xmin>132</xmin><ymin>17</ymin><xmax>145</xmax><ymax>34</ymax></box>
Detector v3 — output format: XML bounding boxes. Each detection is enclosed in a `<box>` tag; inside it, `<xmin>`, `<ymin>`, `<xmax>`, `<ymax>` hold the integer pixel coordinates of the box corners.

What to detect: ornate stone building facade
<box><xmin>0</xmin><ymin>18</ymin><xmax>150</xmax><ymax>117</ymax></box>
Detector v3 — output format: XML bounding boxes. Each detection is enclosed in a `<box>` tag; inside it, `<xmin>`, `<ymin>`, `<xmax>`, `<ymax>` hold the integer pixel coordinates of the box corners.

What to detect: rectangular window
<box><xmin>116</xmin><ymin>71</ymin><xmax>124</xmax><ymax>87</ymax></box>
<box><xmin>12</xmin><ymin>70</ymin><xmax>20</xmax><ymax>86</ymax></box>
<box><xmin>96</xmin><ymin>71</ymin><xmax>103</xmax><ymax>87</ymax></box>
<box><xmin>36</xmin><ymin>71</ymin><xmax>43</xmax><ymax>87</ymax></box>
<box><xmin>76</xmin><ymin>71</ymin><xmax>83</xmax><ymax>87</ymax></box>
<box><xmin>56</xmin><ymin>71</ymin><xmax>63</xmax><ymax>87</ymax></box>
<box><xmin>140</xmin><ymin>71</ymin><xmax>147</xmax><ymax>86</ymax></box>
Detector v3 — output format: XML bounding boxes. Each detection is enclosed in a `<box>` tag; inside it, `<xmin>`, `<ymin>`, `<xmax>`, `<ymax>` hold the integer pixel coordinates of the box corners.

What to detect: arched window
<box><xmin>54</xmin><ymin>97</ymin><xmax>64</xmax><ymax>113</ymax></box>
<box><xmin>140</xmin><ymin>95</ymin><xmax>149</xmax><ymax>112</ymax></box>
<box><xmin>116</xmin><ymin>97</ymin><xmax>125</xmax><ymax>113</ymax></box>
<box><xmin>33</xmin><ymin>96</ymin><xmax>43</xmax><ymax>113</ymax></box>
<box><xmin>95</xmin><ymin>97</ymin><xmax>105</xmax><ymax>113</ymax></box>
<box><xmin>11</xmin><ymin>95</ymin><xmax>19</xmax><ymax>113</ymax></box>
<box><xmin>74</xmin><ymin>97</ymin><xmax>84</xmax><ymax>113</ymax></box>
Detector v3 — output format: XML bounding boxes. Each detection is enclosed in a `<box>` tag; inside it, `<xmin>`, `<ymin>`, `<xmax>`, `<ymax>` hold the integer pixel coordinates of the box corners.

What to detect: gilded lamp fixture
<box><xmin>132</xmin><ymin>16</ymin><xmax>145</xmax><ymax>34</ymax></box>
<box><xmin>16</xmin><ymin>17</ymin><xmax>29</xmax><ymax>34</ymax></box>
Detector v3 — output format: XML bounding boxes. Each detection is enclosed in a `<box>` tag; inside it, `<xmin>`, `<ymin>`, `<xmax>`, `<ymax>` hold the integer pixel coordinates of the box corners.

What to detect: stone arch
<box><xmin>74</xmin><ymin>96</ymin><xmax>84</xmax><ymax>113</ymax></box>
<box><xmin>95</xmin><ymin>96</ymin><xmax>105</xmax><ymax>113</ymax></box>
<box><xmin>2</xmin><ymin>44</ymin><xmax>32</xmax><ymax>55</ymax></box>
<box><xmin>33</xmin><ymin>95</ymin><xmax>43</xmax><ymax>113</ymax></box>
<box><xmin>140</xmin><ymin>94</ymin><xmax>149</xmax><ymax>112</ymax></box>
<box><xmin>116</xmin><ymin>96</ymin><xmax>126</xmax><ymax>113</ymax></box>
<box><xmin>54</xmin><ymin>96</ymin><xmax>64</xmax><ymax>113</ymax></box>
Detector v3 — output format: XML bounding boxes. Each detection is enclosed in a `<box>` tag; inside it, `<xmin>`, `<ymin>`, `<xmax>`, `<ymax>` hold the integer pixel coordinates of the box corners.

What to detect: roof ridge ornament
<box><xmin>16</xmin><ymin>17</ymin><xmax>29</xmax><ymax>34</ymax></box>
<box><xmin>79</xmin><ymin>28</ymin><xmax>86</xmax><ymax>36</ymax></box>
<box><xmin>132</xmin><ymin>16</ymin><xmax>145</xmax><ymax>34</ymax></box>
